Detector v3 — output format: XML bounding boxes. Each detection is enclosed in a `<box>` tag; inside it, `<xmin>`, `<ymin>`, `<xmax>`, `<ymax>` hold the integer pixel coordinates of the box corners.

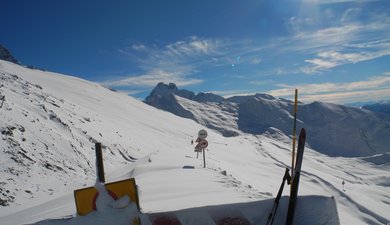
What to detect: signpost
<box><xmin>195</xmin><ymin>130</ymin><xmax>208</xmax><ymax>168</ymax></box>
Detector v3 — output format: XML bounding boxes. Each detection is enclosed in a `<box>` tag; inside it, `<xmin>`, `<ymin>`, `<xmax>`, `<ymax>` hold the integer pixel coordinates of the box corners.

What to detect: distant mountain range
<box><xmin>362</xmin><ymin>100</ymin><xmax>390</xmax><ymax>115</ymax></box>
<box><xmin>145</xmin><ymin>82</ymin><xmax>390</xmax><ymax>157</ymax></box>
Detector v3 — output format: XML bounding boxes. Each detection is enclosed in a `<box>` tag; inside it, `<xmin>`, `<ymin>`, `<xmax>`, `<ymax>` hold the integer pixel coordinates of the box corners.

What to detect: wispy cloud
<box><xmin>249</xmin><ymin>79</ymin><xmax>275</xmax><ymax>86</ymax></box>
<box><xmin>164</xmin><ymin>36</ymin><xmax>221</xmax><ymax>57</ymax></box>
<box><xmin>250</xmin><ymin>57</ymin><xmax>262</xmax><ymax>65</ymax></box>
<box><xmin>102</xmin><ymin>69</ymin><xmax>203</xmax><ymax>87</ymax></box>
<box><xmin>287</xmin><ymin>10</ymin><xmax>390</xmax><ymax>74</ymax></box>
<box><xmin>267</xmin><ymin>75</ymin><xmax>390</xmax><ymax>103</ymax></box>
<box><xmin>131</xmin><ymin>44</ymin><xmax>147</xmax><ymax>51</ymax></box>
<box><xmin>105</xmin><ymin>36</ymin><xmax>227</xmax><ymax>89</ymax></box>
<box><xmin>302</xmin><ymin>0</ymin><xmax>381</xmax><ymax>4</ymax></box>
<box><xmin>299</xmin><ymin>89</ymin><xmax>390</xmax><ymax>103</ymax></box>
<box><xmin>127</xmin><ymin>36</ymin><xmax>225</xmax><ymax>70</ymax></box>
<box><xmin>104</xmin><ymin>5</ymin><xmax>389</xmax><ymax>102</ymax></box>
<box><xmin>301</xmin><ymin>47</ymin><xmax>390</xmax><ymax>73</ymax></box>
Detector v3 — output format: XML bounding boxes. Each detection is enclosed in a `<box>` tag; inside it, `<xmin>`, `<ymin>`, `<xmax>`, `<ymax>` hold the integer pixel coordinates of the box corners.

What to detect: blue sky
<box><xmin>1</xmin><ymin>0</ymin><xmax>389</xmax><ymax>104</ymax></box>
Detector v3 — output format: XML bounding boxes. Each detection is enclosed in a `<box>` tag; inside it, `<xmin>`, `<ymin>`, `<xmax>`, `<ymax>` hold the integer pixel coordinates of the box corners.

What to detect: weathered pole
<box><xmin>291</xmin><ymin>89</ymin><xmax>298</xmax><ymax>181</ymax></box>
<box><xmin>95</xmin><ymin>142</ymin><xmax>105</xmax><ymax>183</ymax></box>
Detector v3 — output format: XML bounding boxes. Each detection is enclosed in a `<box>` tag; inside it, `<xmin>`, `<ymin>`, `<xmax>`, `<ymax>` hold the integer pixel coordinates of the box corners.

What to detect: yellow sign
<box><xmin>74</xmin><ymin>178</ymin><xmax>139</xmax><ymax>216</ymax></box>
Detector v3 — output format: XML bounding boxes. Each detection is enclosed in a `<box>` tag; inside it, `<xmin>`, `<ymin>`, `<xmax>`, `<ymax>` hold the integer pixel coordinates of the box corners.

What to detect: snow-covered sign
<box><xmin>198</xmin><ymin>129</ymin><xmax>208</xmax><ymax>139</ymax></box>
<box><xmin>74</xmin><ymin>178</ymin><xmax>139</xmax><ymax>216</ymax></box>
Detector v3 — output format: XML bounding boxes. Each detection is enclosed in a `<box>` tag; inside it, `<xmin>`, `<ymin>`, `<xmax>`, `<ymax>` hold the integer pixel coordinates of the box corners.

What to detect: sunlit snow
<box><xmin>0</xmin><ymin>60</ymin><xmax>389</xmax><ymax>225</ymax></box>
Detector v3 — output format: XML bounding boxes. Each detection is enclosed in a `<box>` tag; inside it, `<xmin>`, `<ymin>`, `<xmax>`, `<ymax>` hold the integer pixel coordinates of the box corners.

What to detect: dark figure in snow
<box><xmin>342</xmin><ymin>180</ymin><xmax>345</xmax><ymax>192</ymax></box>
<box><xmin>191</xmin><ymin>140</ymin><xmax>194</xmax><ymax>145</ymax></box>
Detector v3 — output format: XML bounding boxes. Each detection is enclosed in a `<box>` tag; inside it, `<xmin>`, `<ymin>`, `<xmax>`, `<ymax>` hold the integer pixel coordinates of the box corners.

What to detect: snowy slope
<box><xmin>0</xmin><ymin>59</ymin><xmax>207</xmax><ymax>212</ymax></box>
<box><xmin>0</xmin><ymin>60</ymin><xmax>389</xmax><ymax>225</ymax></box>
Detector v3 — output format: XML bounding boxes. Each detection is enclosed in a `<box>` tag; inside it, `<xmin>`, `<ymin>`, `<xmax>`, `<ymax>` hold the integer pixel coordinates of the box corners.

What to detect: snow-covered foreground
<box><xmin>0</xmin><ymin>60</ymin><xmax>389</xmax><ymax>225</ymax></box>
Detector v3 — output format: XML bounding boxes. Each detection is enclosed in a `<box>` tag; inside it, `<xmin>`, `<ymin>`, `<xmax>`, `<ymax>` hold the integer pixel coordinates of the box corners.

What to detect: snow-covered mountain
<box><xmin>1</xmin><ymin>60</ymin><xmax>389</xmax><ymax>225</ymax></box>
<box><xmin>362</xmin><ymin>100</ymin><xmax>390</xmax><ymax>115</ymax></box>
<box><xmin>145</xmin><ymin>83</ymin><xmax>390</xmax><ymax>157</ymax></box>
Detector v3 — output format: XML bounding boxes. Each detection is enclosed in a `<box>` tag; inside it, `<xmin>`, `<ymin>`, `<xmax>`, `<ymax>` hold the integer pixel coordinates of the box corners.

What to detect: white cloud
<box><xmin>300</xmin><ymin>89</ymin><xmax>390</xmax><ymax>103</ymax></box>
<box><xmin>251</xmin><ymin>57</ymin><xmax>262</xmax><ymax>64</ymax></box>
<box><xmin>249</xmin><ymin>80</ymin><xmax>274</xmax><ymax>86</ymax></box>
<box><xmin>111</xmin><ymin>36</ymin><xmax>226</xmax><ymax>90</ymax></box>
<box><xmin>295</xmin><ymin>11</ymin><xmax>390</xmax><ymax>74</ymax></box>
<box><xmin>267</xmin><ymin>75</ymin><xmax>390</xmax><ymax>103</ymax></box>
<box><xmin>281</xmin><ymin>10</ymin><xmax>390</xmax><ymax>55</ymax></box>
<box><xmin>301</xmin><ymin>48</ymin><xmax>390</xmax><ymax>74</ymax></box>
<box><xmin>111</xmin><ymin>8</ymin><xmax>390</xmax><ymax>93</ymax></box>
<box><xmin>102</xmin><ymin>69</ymin><xmax>203</xmax><ymax>88</ymax></box>
<box><xmin>163</xmin><ymin>36</ymin><xmax>222</xmax><ymax>59</ymax></box>
<box><xmin>131</xmin><ymin>44</ymin><xmax>147</xmax><ymax>51</ymax></box>
<box><xmin>341</xmin><ymin>8</ymin><xmax>362</xmax><ymax>22</ymax></box>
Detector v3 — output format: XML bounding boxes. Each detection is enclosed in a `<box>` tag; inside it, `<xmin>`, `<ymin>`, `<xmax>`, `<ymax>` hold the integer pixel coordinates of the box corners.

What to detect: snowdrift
<box><xmin>32</xmin><ymin>194</ymin><xmax>339</xmax><ymax>225</ymax></box>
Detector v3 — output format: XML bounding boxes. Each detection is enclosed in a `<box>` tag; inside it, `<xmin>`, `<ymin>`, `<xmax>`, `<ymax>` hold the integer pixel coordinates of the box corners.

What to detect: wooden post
<box><xmin>95</xmin><ymin>143</ymin><xmax>105</xmax><ymax>183</ymax></box>
<box><xmin>291</xmin><ymin>89</ymin><xmax>298</xmax><ymax>181</ymax></box>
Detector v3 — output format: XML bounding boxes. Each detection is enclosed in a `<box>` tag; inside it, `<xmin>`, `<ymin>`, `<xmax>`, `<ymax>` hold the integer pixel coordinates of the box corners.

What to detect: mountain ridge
<box><xmin>145</xmin><ymin>82</ymin><xmax>390</xmax><ymax>157</ymax></box>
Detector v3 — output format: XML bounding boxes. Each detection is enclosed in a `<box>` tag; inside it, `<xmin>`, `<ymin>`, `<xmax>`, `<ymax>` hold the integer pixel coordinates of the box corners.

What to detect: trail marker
<box><xmin>195</xmin><ymin>129</ymin><xmax>208</xmax><ymax>167</ymax></box>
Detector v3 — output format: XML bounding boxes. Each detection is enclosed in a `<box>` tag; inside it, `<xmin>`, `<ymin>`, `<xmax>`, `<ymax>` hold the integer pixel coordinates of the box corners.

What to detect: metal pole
<box><xmin>203</xmin><ymin>148</ymin><xmax>206</xmax><ymax>168</ymax></box>
<box><xmin>95</xmin><ymin>143</ymin><xmax>105</xmax><ymax>183</ymax></box>
<box><xmin>291</xmin><ymin>89</ymin><xmax>298</xmax><ymax>180</ymax></box>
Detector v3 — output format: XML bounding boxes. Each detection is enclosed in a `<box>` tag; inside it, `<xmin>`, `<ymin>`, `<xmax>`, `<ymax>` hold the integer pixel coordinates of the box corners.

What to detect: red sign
<box><xmin>198</xmin><ymin>140</ymin><xmax>208</xmax><ymax>149</ymax></box>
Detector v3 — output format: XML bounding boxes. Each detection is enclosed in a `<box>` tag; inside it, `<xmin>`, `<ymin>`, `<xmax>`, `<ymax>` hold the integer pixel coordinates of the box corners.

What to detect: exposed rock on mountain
<box><xmin>0</xmin><ymin>45</ymin><xmax>19</xmax><ymax>64</ymax></box>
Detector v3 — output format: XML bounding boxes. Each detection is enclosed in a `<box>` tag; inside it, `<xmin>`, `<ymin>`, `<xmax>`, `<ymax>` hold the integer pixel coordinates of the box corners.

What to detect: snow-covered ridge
<box><xmin>145</xmin><ymin>83</ymin><xmax>390</xmax><ymax>157</ymax></box>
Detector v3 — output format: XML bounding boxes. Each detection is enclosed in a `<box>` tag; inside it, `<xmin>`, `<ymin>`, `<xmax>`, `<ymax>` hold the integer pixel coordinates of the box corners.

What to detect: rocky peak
<box><xmin>145</xmin><ymin>82</ymin><xmax>196</xmax><ymax>102</ymax></box>
<box><xmin>0</xmin><ymin>45</ymin><xmax>19</xmax><ymax>64</ymax></box>
<box><xmin>194</xmin><ymin>92</ymin><xmax>226</xmax><ymax>103</ymax></box>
